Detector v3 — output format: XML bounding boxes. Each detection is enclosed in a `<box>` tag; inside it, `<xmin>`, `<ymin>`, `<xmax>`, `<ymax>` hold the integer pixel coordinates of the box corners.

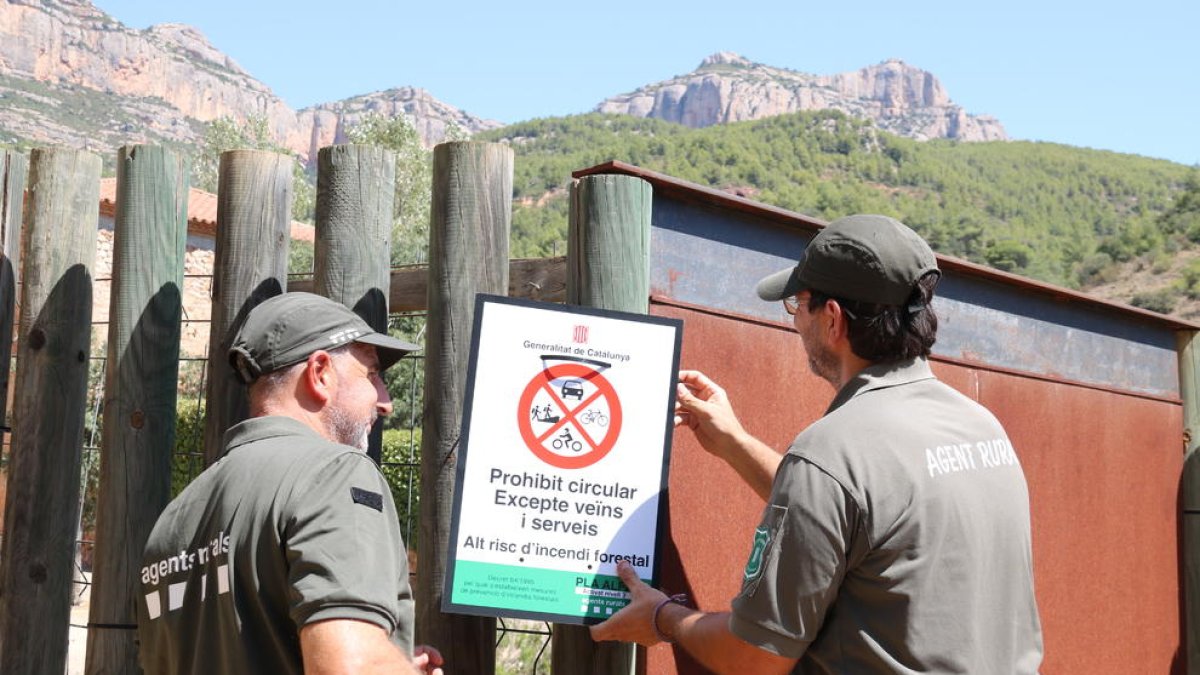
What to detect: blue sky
<box><xmin>98</xmin><ymin>0</ymin><xmax>1198</xmax><ymax>166</ymax></box>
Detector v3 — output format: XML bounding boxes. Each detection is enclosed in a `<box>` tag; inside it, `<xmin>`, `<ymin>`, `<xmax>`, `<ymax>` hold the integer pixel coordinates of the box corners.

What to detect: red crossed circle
<box><xmin>517</xmin><ymin>363</ymin><xmax>622</xmax><ymax>469</ymax></box>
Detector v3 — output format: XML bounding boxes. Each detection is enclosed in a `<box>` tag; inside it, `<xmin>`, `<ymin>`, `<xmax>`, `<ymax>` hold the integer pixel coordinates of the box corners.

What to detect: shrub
<box><xmin>1130</xmin><ymin>288</ymin><xmax>1179</xmax><ymax>314</ymax></box>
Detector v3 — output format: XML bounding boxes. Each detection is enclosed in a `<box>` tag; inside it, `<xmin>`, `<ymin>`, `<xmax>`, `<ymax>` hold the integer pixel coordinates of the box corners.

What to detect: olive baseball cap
<box><xmin>229</xmin><ymin>292</ymin><xmax>420</xmax><ymax>385</ymax></box>
<box><xmin>755</xmin><ymin>214</ymin><xmax>940</xmax><ymax>306</ymax></box>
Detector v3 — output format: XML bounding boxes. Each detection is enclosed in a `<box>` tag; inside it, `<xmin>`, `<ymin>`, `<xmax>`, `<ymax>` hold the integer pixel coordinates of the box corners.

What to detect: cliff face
<box><xmin>1</xmin><ymin>3</ymin><xmax>1005</xmax><ymax>158</ymax></box>
<box><xmin>0</xmin><ymin>0</ymin><xmax>497</xmax><ymax>156</ymax></box>
<box><xmin>296</xmin><ymin>88</ymin><xmax>504</xmax><ymax>160</ymax></box>
<box><xmin>596</xmin><ymin>52</ymin><xmax>1006</xmax><ymax>142</ymax></box>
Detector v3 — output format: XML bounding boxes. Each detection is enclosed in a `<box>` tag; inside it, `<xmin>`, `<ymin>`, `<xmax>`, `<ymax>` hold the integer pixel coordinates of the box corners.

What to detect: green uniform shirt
<box><xmin>137</xmin><ymin>416</ymin><xmax>414</xmax><ymax>675</ymax></box>
<box><xmin>731</xmin><ymin>358</ymin><xmax>1043</xmax><ymax>674</ymax></box>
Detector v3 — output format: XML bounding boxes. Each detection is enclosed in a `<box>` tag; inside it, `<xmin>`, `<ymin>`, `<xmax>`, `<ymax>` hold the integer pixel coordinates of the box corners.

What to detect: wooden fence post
<box><xmin>313</xmin><ymin>144</ymin><xmax>396</xmax><ymax>463</ymax></box>
<box><xmin>1179</xmin><ymin>330</ymin><xmax>1200</xmax><ymax>675</ymax></box>
<box><xmin>419</xmin><ymin>141</ymin><xmax>512</xmax><ymax>673</ymax></box>
<box><xmin>0</xmin><ymin>150</ymin><xmax>27</xmax><ymax>447</ymax></box>
<box><xmin>0</xmin><ymin>147</ymin><xmax>101</xmax><ymax>675</ymax></box>
<box><xmin>202</xmin><ymin>150</ymin><xmax>293</xmax><ymax>465</ymax></box>
<box><xmin>552</xmin><ymin>173</ymin><xmax>652</xmax><ymax>675</ymax></box>
<box><xmin>84</xmin><ymin>145</ymin><xmax>188</xmax><ymax>675</ymax></box>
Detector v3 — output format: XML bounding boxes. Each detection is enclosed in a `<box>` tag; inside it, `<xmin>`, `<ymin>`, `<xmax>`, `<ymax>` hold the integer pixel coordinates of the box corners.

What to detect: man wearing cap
<box><xmin>137</xmin><ymin>292</ymin><xmax>443</xmax><ymax>675</ymax></box>
<box><xmin>592</xmin><ymin>215</ymin><xmax>1043</xmax><ymax>673</ymax></box>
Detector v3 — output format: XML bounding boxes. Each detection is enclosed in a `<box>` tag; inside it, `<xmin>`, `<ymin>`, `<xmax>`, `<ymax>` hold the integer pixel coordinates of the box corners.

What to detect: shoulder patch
<box><xmin>740</xmin><ymin>504</ymin><xmax>788</xmax><ymax>596</ymax></box>
<box><xmin>350</xmin><ymin>487</ymin><xmax>384</xmax><ymax>512</ymax></box>
<box><xmin>743</xmin><ymin>525</ymin><xmax>772</xmax><ymax>584</ymax></box>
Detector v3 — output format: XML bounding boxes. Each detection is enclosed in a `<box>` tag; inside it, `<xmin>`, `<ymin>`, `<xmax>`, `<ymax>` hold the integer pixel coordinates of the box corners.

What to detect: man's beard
<box><xmin>806</xmin><ymin>338</ymin><xmax>839</xmax><ymax>387</ymax></box>
<box><xmin>325</xmin><ymin>403</ymin><xmax>373</xmax><ymax>451</ymax></box>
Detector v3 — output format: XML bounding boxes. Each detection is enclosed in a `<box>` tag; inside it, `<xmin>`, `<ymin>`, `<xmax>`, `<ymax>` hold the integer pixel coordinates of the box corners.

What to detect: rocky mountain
<box><xmin>0</xmin><ymin>3</ymin><xmax>1005</xmax><ymax>162</ymax></box>
<box><xmin>597</xmin><ymin>52</ymin><xmax>1006</xmax><ymax>142</ymax></box>
<box><xmin>0</xmin><ymin>0</ymin><xmax>498</xmax><ymax>158</ymax></box>
<box><xmin>297</xmin><ymin>88</ymin><xmax>503</xmax><ymax>158</ymax></box>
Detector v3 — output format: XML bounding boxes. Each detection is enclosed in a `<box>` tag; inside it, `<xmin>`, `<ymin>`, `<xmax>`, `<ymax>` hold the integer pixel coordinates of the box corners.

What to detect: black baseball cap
<box><xmin>756</xmin><ymin>214</ymin><xmax>940</xmax><ymax>306</ymax></box>
<box><xmin>229</xmin><ymin>292</ymin><xmax>420</xmax><ymax>385</ymax></box>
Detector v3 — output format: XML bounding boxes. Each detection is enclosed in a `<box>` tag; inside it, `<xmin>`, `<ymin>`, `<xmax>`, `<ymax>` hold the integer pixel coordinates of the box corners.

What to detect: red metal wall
<box><xmin>648</xmin><ymin>302</ymin><xmax>1184</xmax><ymax>675</ymax></box>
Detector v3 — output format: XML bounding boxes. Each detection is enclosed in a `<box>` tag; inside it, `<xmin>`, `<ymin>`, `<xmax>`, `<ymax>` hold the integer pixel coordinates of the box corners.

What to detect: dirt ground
<box><xmin>66</xmin><ymin>585</ymin><xmax>90</xmax><ymax>674</ymax></box>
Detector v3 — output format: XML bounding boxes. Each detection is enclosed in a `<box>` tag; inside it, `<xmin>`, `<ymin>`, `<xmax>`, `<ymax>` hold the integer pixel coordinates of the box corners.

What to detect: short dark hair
<box><xmin>807</xmin><ymin>272</ymin><xmax>940</xmax><ymax>362</ymax></box>
<box><xmin>249</xmin><ymin>342</ymin><xmax>357</xmax><ymax>397</ymax></box>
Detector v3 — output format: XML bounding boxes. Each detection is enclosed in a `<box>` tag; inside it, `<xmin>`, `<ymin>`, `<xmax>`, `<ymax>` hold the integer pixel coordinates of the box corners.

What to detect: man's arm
<box><xmin>299</xmin><ymin>619</ymin><xmax>419</xmax><ymax>674</ymax></box>
<box><xmin>591</xmin><ymin>563</ymin><xmax>797</xmax><ymax>675</ymax></box>
<box><xmin>676</xmin><ymin>370</ymin><xmax>783</xmax><ymax>500</ymax></box>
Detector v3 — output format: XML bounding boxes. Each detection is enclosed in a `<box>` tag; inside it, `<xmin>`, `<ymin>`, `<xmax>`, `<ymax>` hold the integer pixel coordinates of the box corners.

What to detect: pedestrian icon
<box><xmin>531</xmin><ymin>404</ymin><xmax>560</xmax><ymax>424</ymax></box>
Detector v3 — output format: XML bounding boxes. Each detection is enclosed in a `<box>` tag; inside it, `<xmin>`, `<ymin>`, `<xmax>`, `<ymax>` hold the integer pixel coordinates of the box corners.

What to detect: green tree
<box><xmin>172</xmin><ymin>399</ymin><xmax>208</xmax><ymax>496</ymax></box>
<box><xmin>475</xmin><ymin>111</ymin><xmax>1193</xmax><ymax>291</ymax></box>
<box><xmin>193</xmin><ymin>115</ymin><xmax>316</xmax><ymax>223</ymax></box>
<box><xmin>983</xmin><ymin>240</ymin><xmax>1033</xmax><ymax>273</ymax></box>
<box><xmin>1160</xmin><ymin>169</ymin><xmax>1200</xmax><ymax>241</ymax></box>
<box><xmin>381</xmin><ymin>427</ymin><xmax>422</xmax><ymax>545</ymax></box>
<box><xmin>344</xmin><ymin>114</ymin><xmax>466</xmax><ymax>265</ymax></box>
<box><xmin>288</xmin><ymin>239</ymin><xmax>315</xmax><ymax>277</ymax></box>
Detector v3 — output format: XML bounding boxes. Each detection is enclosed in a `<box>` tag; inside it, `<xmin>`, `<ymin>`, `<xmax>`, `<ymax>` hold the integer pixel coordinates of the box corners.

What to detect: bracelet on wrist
<box><xmin>652</xmin><ymin>593</ymin><xmax>689</xmax><ymax>644</ymax></box>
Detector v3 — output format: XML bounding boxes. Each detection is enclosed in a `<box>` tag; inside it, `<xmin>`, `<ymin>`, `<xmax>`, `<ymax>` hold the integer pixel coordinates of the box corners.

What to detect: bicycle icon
<box><xmin>579</xmin><ymin>408</ymin><xmax>608</xmax><ymax>427</ymax></box>
<box><xmin>551</xmin><ymin>429</ymin><xmax>584</xmax><ymax>453</ymax></box>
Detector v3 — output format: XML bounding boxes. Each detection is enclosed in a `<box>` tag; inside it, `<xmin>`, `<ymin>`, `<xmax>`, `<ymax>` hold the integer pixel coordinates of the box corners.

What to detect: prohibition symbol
<box><xmin>517</xmin><ymin>358</ymin><xmax>623</xmax><ymax>470</ymax></box>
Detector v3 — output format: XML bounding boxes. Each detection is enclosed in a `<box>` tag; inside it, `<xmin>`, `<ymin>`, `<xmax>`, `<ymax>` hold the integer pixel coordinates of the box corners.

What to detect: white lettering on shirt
<box><xmin>141</xmin><ymin>531</ymin><xmax>232</xmax><ymax>619</ymax></box>
<box><xmin>145</xmin><ymin>591</ymin><xmax>162</xmax><ymax>620</ymax></box>
<box><xmin>926</xmin><ymin>439</ymin><xmax>1017</xmax><ymax>478</ymax></box>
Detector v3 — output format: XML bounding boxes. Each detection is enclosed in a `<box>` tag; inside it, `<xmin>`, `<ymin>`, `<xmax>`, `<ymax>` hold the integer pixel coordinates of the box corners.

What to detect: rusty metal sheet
<box><xmin>646</xmin><ymin>306</ymin><xmax>1184</xmax><ymax>675</ymax></box>
<box><xmin>650</xmin><ymin>197</ymin><xmax>1180</xmax><ymax>398</ymax></box>
<box><xmin>591</xmin><ymin>162</ymin><xmax>1189</xmax><ymax>675</ymax></box>
<box><xmin>646</xmin><ymin>304</ymin><xmax>832</xmax><ymax>675</ymax></box>
<box><xmin>971</xmin><ymin>368</ymin><xmax>1182</xmax><ymax>675</ymax></box>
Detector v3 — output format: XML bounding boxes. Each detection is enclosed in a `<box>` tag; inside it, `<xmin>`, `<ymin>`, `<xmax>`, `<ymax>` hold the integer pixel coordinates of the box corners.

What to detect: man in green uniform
<box><xmin>137</xmin><ymin>292</ymin><xmax>443</xmax><ymax>675</ymax></box>
<box><xmin>592</xmin><ymin>215</ymin><xmax>1043</xmax><ymax>673</ymax></box>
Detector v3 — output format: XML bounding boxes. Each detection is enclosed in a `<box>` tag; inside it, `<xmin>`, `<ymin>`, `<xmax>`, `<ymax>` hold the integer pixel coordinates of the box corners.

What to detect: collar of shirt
<box><xmin>824</xmin><ymin>357</ymin><xmax>936</xmax><ymax>416</ymax></box>
<box><xmin>221</xmin><ymin>415</ymin><xmax>324</xmax><ymax>456</ymax></box>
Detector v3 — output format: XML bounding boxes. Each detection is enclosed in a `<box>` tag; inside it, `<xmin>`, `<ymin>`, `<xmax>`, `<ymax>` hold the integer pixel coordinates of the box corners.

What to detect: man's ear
<box><xmin>826</xmin><ymin>300</ymin><xmax>851</xmax><ymax>339</ymax></box>
<box><xmin>301</xmin><ymin>350</ymin><xmax>336</xmax><ymax>406</ymax></box>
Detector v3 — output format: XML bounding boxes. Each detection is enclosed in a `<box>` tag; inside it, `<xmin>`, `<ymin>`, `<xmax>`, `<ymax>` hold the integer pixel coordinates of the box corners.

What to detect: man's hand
<box><xmin>592</xmin><ymin>562</ymin><xmax>798</xmax><ymax>675</ymax></box>
<box><xmin>413</xmin><ymin>645</ymin><xmax>444</xmax><ymax>675</ymax></box>
<box><xmin>675</xmin><ymin>370</ymin><xmax>749</xmax><ymax>461</ymax></box>
<box><xmin>590</xmin><ymin>561</ymin><xmax>672</xmax><ymax>646</ymax></box>
<box><xmin>676</xmin><ymin>370</ymin><xmax>783</xmax><ymax>500</ymax></box>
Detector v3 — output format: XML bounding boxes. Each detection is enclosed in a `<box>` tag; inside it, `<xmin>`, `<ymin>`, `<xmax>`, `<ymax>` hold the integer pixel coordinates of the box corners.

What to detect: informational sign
<box><xmin>443</xmin><ymin>294</ymin><xmax>682</xmax><ymax>625</ymax></box>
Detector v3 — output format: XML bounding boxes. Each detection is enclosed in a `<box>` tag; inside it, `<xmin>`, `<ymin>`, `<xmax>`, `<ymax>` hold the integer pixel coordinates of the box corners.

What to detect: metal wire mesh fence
<box><xmin>43</xmin><ymin>273</ymin><xmax>551</xmax><ymax>674</ymax></box>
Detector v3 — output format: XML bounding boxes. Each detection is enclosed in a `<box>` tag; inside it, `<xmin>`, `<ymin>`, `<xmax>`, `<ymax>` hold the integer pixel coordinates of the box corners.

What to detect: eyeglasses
<box><xmin>783</xmin><ymin>294</ymin><xmax>859</xmax><ymax>320</ymax></box>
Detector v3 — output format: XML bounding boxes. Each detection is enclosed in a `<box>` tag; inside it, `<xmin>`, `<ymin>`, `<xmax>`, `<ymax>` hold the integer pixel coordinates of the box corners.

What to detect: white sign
<box><xmin>444</xmin><ymin>295</ymin><xmax>682</xmax><ymax>625</ymax></box>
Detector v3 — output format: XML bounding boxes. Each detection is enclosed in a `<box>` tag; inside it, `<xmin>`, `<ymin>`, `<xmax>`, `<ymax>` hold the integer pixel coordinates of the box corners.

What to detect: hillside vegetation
<box><xmin>477</xmin><ymin>112</ymin><xmax>1199</xmax><ymax>315</ymax></box>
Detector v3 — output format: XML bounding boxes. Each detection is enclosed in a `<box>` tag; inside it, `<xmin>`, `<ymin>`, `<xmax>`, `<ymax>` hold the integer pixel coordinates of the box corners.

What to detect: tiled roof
<box><xmin>98</xmin><ymin>178</ymin><xmax>315</xmax><ymax>243</ymax></box>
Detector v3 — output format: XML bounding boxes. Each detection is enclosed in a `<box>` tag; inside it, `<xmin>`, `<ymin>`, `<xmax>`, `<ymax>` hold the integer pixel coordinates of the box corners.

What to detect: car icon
<box><xmin>560</xmin><ymin>379</ymin><xmax>585</xmax><ymax>400</ymax></box>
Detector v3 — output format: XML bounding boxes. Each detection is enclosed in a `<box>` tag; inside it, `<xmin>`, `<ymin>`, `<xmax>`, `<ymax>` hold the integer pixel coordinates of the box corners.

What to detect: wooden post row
<box><xmin>0</xmin><ymin>148</ymin><xmax>101</xmax><ymax>675</ymax></box>
<box><xmin>84</xmin><ymin>146</ymin><xmax>188</xmax><ymax>675</ymax></box>
<box><xmin>1178</xmin><ymin>330</ymin><xmax>1200</xmax><ymax>675</ymax></box>
<box><xmin>0</xmin><ymin>150</ymin><xmax>27</xmax><ymax>446</ymax></box>
<box><xmin>202</xmin><ymin>150</ymin><xmax>293</xmax><ymax>464</ymax></box>
<box><xmin>552</xmin><ymin>174</ymin><xmax>652</xmax><ymax>675</ymax></box>
<box><xmin>418</xmin><ymin>141</ymin><xmax>513</xmax><ymax>674</ymax></box>
<box><xmin>314</xmin><ymin>144</ymin><xmax>397</xmax><ymax>464</ymax></box>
